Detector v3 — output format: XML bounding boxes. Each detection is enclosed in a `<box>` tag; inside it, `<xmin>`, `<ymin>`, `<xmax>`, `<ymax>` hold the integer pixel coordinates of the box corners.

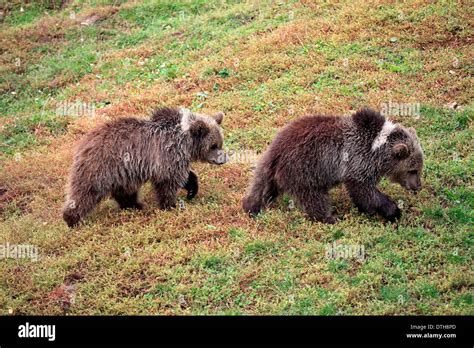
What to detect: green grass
<box><xmin>0</xmin><ymin>0</ymin><xmax>472</xmax><ymax>315</ymax></box>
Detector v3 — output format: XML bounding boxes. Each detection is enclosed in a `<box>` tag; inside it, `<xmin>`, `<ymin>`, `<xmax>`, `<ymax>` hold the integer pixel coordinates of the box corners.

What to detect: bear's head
<box><xmin>386</xmin><ymin>126</ymin><xmax>424</xmax><ymax>193</ymax></box>
<box><xmin>180</xmin><ymin>108</ymin><xmax>228</xmax><ymax>165</ymax></box>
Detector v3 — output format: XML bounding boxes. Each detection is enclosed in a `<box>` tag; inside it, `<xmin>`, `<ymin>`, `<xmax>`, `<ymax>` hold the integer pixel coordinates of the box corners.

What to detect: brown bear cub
<box><xmin>63</xmin><ymin>107</ymin><xmax>227</xmax><ymax>227</ymax></box>
<box><xmin>243</xmin><ymin>108</ymin><xmax>423</xmax><ymax>223</ymax></box>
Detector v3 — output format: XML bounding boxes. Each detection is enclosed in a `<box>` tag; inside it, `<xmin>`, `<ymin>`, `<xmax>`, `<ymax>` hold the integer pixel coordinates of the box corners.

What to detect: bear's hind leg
<box><xmin>62</xmin><ymin>190</ymin><xmax>103</xmax><ymax>228</ymax></box>
<box><xmin>243</xmin><ymin>151</ymin><xmax>280</xmax><ymax>216</ymax></box>
<box><xmin>295</xmin><ymin>188</ymin><xmax>335</xmax><ymax>224</ymax></box>
<box><xmin>112</xmin><ymin>189</ymin><xmax>143</xmax><ymax>210</ymax></box>
<box><xmin>153</xmin><ymin>179</ymin><xmax>179</xmax><ymax>210</ymax></box>
<box><xmin>242</xmin><ymin>177</ymin><xmax>279</xmax><ymax>216</ymax></box>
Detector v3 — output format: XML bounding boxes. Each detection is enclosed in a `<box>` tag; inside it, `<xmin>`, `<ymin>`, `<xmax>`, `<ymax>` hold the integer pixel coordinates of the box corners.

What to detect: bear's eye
<box><xmin>408</xmin><ymin>170</ymin><xmax>418</xmax><ymax>175</ymax></box>
<box><xmin>210</xmin><ymin>144</ymin><xmax>218</xmax><ymax>150</ymax></box>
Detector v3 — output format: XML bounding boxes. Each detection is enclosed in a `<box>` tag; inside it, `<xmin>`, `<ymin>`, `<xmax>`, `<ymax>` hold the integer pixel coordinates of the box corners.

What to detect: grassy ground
<box><xmin>0</xmin><ymin>0</ymin><xmax>472</xmax><ymax>315</ymax></box>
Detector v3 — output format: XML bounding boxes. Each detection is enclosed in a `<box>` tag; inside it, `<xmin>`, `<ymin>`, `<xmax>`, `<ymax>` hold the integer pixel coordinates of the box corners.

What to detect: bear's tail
<box><xmin>242</xmin><ymin>151</ymin><xmax>279</xmax><ymax>216</ymax></box>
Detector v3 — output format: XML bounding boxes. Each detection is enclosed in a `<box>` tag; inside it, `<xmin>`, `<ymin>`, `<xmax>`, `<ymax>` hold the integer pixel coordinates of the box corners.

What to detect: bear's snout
<box><xmin>211</xmin><ymin>150</ymin><xmax>228</xmax><ymax>165</ymax></box>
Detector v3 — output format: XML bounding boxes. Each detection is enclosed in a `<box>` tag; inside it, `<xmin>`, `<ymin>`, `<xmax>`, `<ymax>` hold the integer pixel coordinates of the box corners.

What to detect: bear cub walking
<box><xmin>243</xmin><ymin>108</ymin><xmax>423</xmax><ymax>223</ymax></box>
<box><xmin>63</xmin><ymin>107</ymin><xmax>227</xmax><ymax>227</ymax></box>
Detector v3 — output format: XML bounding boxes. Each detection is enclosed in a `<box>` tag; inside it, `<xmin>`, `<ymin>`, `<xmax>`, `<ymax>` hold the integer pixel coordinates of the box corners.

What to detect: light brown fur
<box><xmin>62</xmin><ymin>107</ymin><xmax>226</xmax><ymax>227</ymax></box>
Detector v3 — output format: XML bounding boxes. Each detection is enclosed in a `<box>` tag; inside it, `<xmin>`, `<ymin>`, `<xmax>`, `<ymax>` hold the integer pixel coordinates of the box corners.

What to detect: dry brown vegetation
<box><xmin>0</xmin><ymin>0</ymin><xmax>472</xmax><ymax>315</ymax></box>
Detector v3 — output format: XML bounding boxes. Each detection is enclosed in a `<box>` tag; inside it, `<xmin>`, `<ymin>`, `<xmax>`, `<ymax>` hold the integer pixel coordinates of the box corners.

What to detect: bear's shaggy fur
<box><xmin>62</xmin><ymin>107</ymin><xmax>226</xmax><ymax>227</ymax></box>
<box><xmin>242</xmin><ymin>108</ymin><xmax>423</xmax><ymax>223</ymax></box>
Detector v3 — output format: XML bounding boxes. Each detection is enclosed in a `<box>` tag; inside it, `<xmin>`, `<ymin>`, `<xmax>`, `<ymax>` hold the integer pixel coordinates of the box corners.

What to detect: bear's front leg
<box><xmin>183</xmin><ymin>170</ymin><xmax>199</xmax><ymax>199</ymax></box>
<box><xmin>345</xmin><ymin>181</ymin><xmax>400</xmax><ymax>222</ymax></box>
<box><xmin>152</xmin><ymin>179</ymin><xmax>180</xmax><ymax>210</ymax></box>
<box><xmin>112</xmin><ymin>189</ymin><xmax>143</xmax><ymax>210</ymax></box>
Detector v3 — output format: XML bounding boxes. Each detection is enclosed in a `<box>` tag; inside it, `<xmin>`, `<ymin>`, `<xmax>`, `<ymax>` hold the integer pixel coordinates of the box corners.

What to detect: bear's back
<box><xmin>276</xmin><ymin>115</ymin><xmax>344</xmax><ymax>149</ymax></box>
<box><xmin>266</xmin><ymin>115</ymin><xmax>346</xmax><ymax>187</ymax></box>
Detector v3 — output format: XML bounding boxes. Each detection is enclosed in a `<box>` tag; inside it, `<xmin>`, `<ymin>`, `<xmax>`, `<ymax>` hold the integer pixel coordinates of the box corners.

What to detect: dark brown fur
<box><xmin>242</xmin><ymin>108</ymin><xmax>424</xmax><ymax>223</ymax></box>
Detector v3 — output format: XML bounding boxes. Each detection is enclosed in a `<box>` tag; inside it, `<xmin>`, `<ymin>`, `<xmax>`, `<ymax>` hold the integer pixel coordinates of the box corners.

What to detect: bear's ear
<box><xmin>213</xmin><ymin>112</ymin><xmax>224</xmax><ymax>125</ymax></box>
<box><xmin>189</xmin><ymin>120</ymin><xmax>209</xmax><ymax>138</ymax></box>
<box><xmin>392</xmin><ymin>143</ymin><xmax>410</xmax><ymax>160</ymax></box>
